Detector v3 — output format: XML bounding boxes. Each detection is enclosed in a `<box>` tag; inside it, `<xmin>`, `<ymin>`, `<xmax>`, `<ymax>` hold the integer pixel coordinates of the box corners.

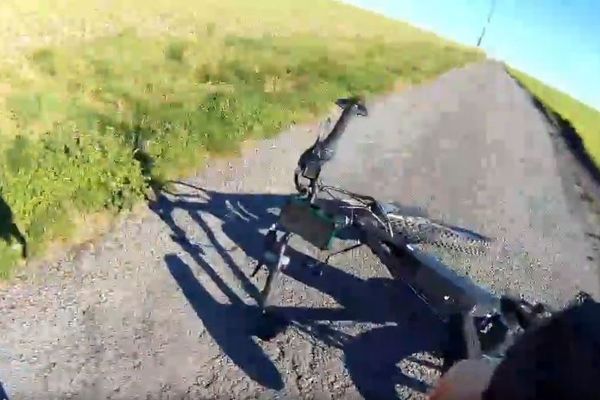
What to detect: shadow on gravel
<box><xmin>165</xmin><ymin>254</ymin><xmax>284</xmax><ymax>390</ymax></box>
<box><xmin>0</xmin><ymin>382</ymin><xmax>9</xmax><ymax>400</ymax></box>
<box><xmin>154</xmin><ymin>182</ymin><xmax>444</xmax><ymax>398</ymax></box>
<box><xmin>509</xmin><ymin>73</ymin><xmax>600</xmax><ymax>189</ymax></box>
<box><xmin>0</xmin><ymin>196</ymin><xmax>27</xmax><ymax>259</ymax></box>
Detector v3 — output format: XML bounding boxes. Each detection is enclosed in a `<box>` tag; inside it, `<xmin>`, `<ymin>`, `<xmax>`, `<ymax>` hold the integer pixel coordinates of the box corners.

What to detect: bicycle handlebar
<box><xmin>319</xmin><ymin>98</ymin><xmax>365</xmax><ymax>160</ymax></box>
<box><xmin>295</xmin><ymin>97</ymin><xmax>368</xmax><ymax>198</ymax></box>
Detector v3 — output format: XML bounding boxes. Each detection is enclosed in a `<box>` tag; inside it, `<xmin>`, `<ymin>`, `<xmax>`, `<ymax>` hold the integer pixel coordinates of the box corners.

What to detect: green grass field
<box><xmin>2</xmin><ymin>1</ymin><xmax>595</xmax><ymax>279</ymax></box>
<box><xmin>508</xmin><ymin>68</ymin><xmax>600</xmax><ymax>168</ymax></box>
<box><xmin>0</xmin><ymin>0</ymin><xmax>483</xmax><ymax>277</ymax></box>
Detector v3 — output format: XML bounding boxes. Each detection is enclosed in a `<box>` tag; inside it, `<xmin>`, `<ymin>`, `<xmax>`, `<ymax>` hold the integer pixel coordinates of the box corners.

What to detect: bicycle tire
<box><xmin>442</xmin><ymin>312</ymin><xmax>483</xmax><ymax>371</ymax></box>
<box><xmin>386</xmin><ymin>214</ymin><xmax>493</xmax><ymax>256</ymax></box>
<box><xmin>260</xmin><ymin>263</ymin><xmax>281</xmax><ymax>309</ymax></box>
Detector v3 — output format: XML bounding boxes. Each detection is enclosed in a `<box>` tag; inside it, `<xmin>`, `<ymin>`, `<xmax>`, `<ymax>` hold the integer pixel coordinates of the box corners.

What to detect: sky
<box><xmin>343</xmin><ymin>0</ymin><xmax>600</xmax><ymax>110</ymax></box>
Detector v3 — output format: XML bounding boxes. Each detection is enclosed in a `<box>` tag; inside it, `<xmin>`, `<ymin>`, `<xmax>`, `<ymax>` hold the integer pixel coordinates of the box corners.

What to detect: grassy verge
<box><xmin>508</xmin><ymin>68</ymin><xmax>600</xmax><ymax>168</ymax></box>
<box><xmin>0</xmin><ymin>1</ymin><xmax>483</xmax><ymax>277</ymax></box>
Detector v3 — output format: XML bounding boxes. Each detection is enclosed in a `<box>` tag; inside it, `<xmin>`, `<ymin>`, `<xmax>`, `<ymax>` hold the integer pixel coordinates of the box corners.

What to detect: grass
<box><xmin>0</xmin><ymin>0</ymin><xmax>459</xmax><ymax>59</ymax></box>
<box><xmin>0</xmin><ymin>0</ymin><xmax>484</xmax><ymax>277</ymax></box>
<box><xmin>508</xmin><ymin>68</ymin><xmax>600</xmax><ymax>168</ymax></box>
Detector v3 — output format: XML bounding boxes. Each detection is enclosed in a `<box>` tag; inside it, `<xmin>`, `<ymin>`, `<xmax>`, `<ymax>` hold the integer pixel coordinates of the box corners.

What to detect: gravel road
<box><xmin>1</xmin><ymin>60</ymin><xmax>599</xmax><ymax>400</ymax></box>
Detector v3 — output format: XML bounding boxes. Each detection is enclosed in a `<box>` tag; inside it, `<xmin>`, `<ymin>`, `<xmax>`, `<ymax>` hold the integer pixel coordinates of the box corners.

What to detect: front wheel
<box><xmin>258</xmin><ymin>233</ymin><xmax>291</xmax><ymax>310</ymax></box>
<box><xmin>441</xmin><ymin>313</ymin><xmax>483</xmax><ymax>372</ymax></box>
<box><xmin>260</xmin><ymin>261</ymin><xmax>282</xmax><ymax>309</ymax></box>
<box><xmin>254</xmin><ymin>239</ymin><xmax>291</xmax><ymax>341</ymax></box>
<box><xmin>386</xmin><ymin>214</ymin><xmax>493</xmax><ymax>256</ymax></box>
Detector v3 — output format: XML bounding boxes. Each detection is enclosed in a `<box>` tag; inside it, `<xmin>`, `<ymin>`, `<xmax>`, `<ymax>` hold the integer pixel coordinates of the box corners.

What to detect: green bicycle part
<box><xmin>280</xmin><ymin>195</ymin><xmax>340</xmax><ymax>250</ymax></box>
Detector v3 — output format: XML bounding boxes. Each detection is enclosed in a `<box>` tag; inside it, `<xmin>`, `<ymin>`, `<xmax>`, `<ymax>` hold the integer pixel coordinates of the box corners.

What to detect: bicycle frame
<box><xmin>250</xmin><ymin>97</ymin><xmax>555</xmax><ymax>369</ymax></box>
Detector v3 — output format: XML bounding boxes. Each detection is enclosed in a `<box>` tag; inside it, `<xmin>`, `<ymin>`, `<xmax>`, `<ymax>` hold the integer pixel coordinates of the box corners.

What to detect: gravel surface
<box><xmin>1</xmin><ymin>60</ymin><xmax>598</xmax><ymax>400</ymax></box>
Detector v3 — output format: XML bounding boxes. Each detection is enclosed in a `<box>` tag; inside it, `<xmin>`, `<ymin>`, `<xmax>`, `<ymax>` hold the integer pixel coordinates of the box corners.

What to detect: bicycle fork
<box><xmin>251</xmin><ymin>224</ymin><xmax>291</xmax><ymax>311</ymax></box>
<box><xmin>251</xmin><ymin>224</ymin><xmax>362</xmax><ymax>312</ymax></box>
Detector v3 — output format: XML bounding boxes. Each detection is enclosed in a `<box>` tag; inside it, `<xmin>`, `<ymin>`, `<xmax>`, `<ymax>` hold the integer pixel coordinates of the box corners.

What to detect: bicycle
<box><xmin>249</xmin><ymin>96</ymin><xmax>582</xmax><ymax>370</ymax></box>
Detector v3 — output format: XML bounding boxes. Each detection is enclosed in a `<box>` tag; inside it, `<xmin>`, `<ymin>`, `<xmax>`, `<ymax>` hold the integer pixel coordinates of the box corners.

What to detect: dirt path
<box><xmin>1</xmin><ymin>61</ymin><xmax>598</xmax><ymax>400</ymax></box>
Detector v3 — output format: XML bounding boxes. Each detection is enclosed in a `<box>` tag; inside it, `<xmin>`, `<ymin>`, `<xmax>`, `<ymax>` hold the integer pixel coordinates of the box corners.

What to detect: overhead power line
<box><xmin>477</xmin><ymin>0</ymin><xmax>497</xmax><ymax>47</ymax></box>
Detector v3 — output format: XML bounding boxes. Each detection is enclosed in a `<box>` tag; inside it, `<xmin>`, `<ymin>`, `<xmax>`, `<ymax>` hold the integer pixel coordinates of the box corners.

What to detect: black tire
<box><xmin>387</xmin><ymin>214</ymin><xmax>493</xmax><ymax>256</ymax></box>
<box><xmin>260</xmin><ymin>263</ymin><xmax>281</xmax><ymax>309</ymax></box>
<box><xmin>442</xmin><ymin>312</ymin><xmax>483</xmax><ymax>372</ymax></box>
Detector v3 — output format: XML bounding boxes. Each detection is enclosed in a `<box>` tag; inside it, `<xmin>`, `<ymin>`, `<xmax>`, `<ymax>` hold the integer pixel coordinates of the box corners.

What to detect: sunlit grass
<box><xmin>0</xmin><ymin>0</ymin><xmax>458</xmax><ymax>58</ymax></box>
<box><xmin>508</xmin><ymin>68</ymin><xmax>600</xmax><ymax>168</ymax></box>
<box><xmin>0</xmin><ymin>0</ymin><xmax>483</xmax><ymax>277</ymax></box>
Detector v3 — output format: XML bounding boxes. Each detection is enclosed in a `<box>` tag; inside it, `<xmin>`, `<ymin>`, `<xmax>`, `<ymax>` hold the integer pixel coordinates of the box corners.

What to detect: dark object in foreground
<box><xmin>0</xmin><ymin>196</ymin><xmax>27</xmax><ymax>259</ymax></box>
<box><xmin>253</xmin><ymin>311</ymin><xmax>288</xmax><ymax>341</ymax></box>
<box><xmin>0</xmin><ymin>381</ymin><xmax>10</xmax><ymax>400</ymax></box>
<box><xmin>483</xmin><ymin>294</ymin><xmax>600</xmax><ymax>400</ymax></box>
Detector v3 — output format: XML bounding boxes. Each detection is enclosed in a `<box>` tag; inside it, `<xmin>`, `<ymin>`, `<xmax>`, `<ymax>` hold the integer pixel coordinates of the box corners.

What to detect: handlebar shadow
<box><xmin>152</xmin><ymin>181</ymin><xmax>446</xmax><ymax>398</ymax></box>
<box><xmin>0</xmin><ymin>382</ymin><xmax>9</xmax><ymax>400</ymax></box>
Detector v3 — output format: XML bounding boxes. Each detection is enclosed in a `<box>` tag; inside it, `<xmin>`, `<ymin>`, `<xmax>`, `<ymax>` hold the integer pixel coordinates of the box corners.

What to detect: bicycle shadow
<box><xmin>0</xmin><ymin>381</ymin><xmax>10</xmax><ymax>400</ymax></box>
<box><xmin>154</xmin><ymin>183</ymin><xmax>444</xmax><ymax>398</ymax></box>
<box><xmin>0</xmin><ymin>196</ymin><xmax>27</xmax><ymax>259</ymax></box>
<box><xmin>165</xmin><ymin>254</ymin><xmax>283</xmax><ymax>390</ymax></box>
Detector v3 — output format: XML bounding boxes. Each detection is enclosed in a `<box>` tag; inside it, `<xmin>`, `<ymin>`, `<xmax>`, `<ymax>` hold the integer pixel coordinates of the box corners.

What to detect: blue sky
<box><xmin>343</xmin><ymin>0</ymin><xmax>600</xmax><ymax>110</ymax></box>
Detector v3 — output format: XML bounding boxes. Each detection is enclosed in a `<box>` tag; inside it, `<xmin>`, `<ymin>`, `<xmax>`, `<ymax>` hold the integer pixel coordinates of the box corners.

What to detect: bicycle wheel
<box><xmin>386</xmin><ymin>214</ymin><xmax>493</xmax><ymax>256</ymax></box>
<box><xmin>260</xmin><ymin>261</ymin><xmax>282</xmax><ymax>309</ymax></box>
<box><xmin>258</xmin><ymin>233</ymin><xmax>291</xmax><ymax>310</ymax></box>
